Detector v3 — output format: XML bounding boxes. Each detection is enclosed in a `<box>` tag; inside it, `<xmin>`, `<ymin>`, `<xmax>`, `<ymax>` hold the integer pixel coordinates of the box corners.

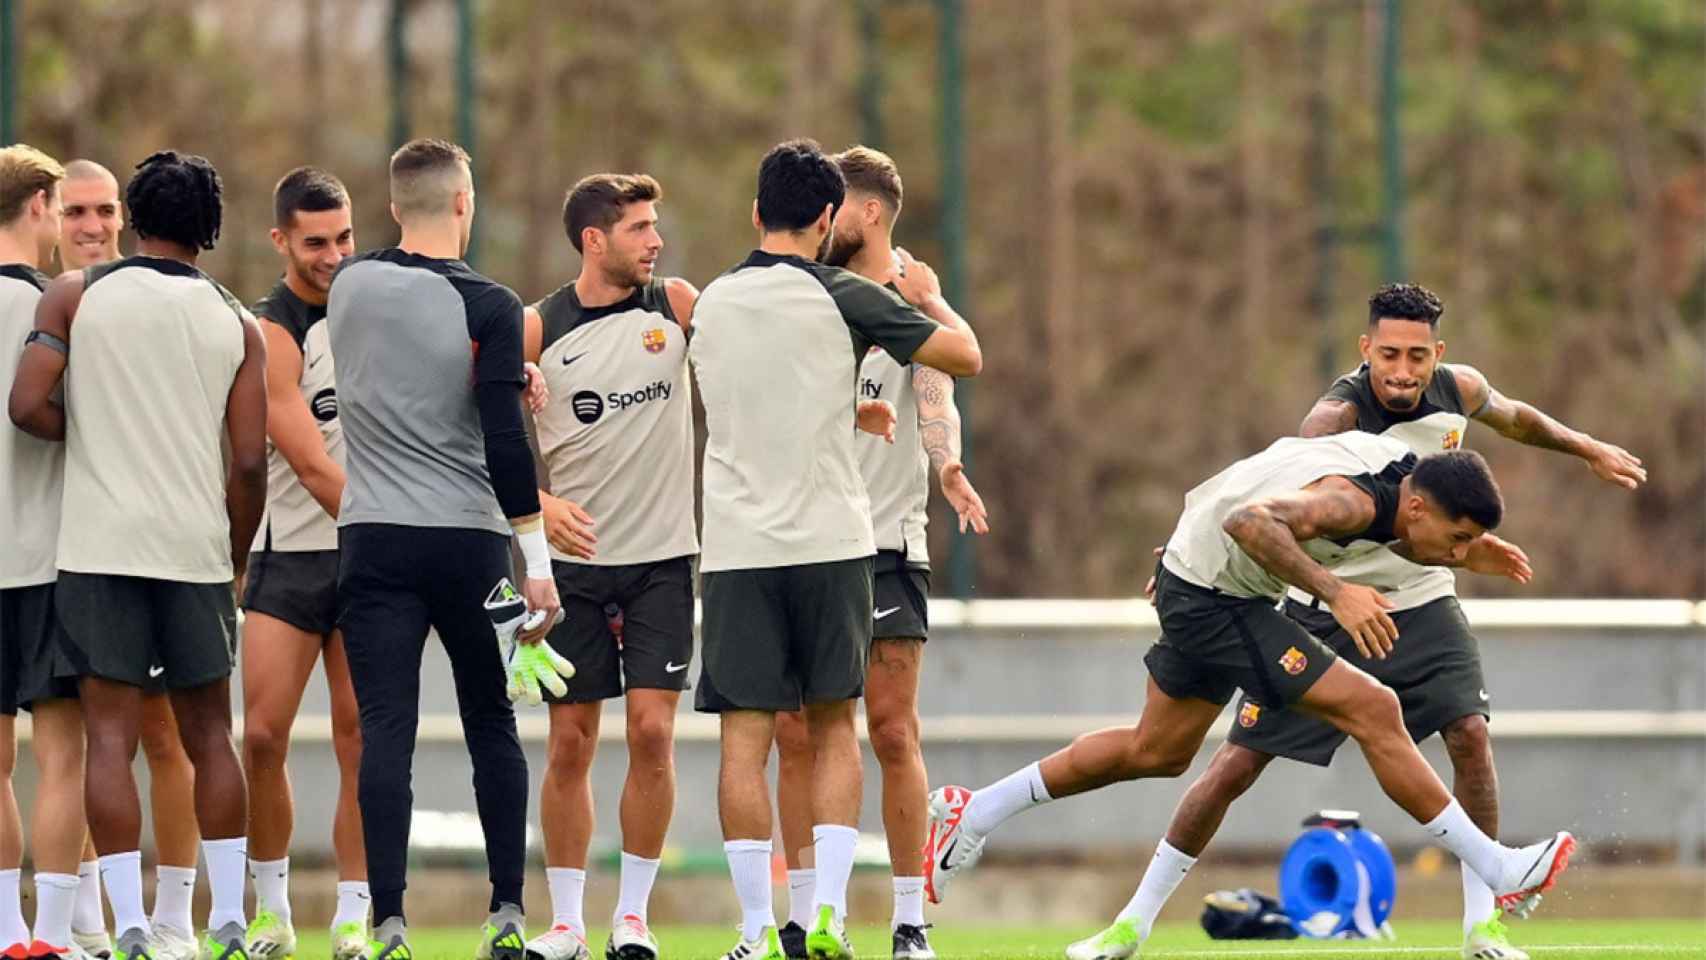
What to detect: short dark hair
<box><xmin>833</xmin><ymin>145</ymin><xmax>903</xmax><ymax>215</ymax></box>
<box><xmin>563</xmin><ymin>173</ymin><xmax>662</xmax><ymax>253</ymax></box>
<box><xmin>755</xmin><ymin>139</ymin><xmax>844</xmax><ymax>233</ymax></box>
<box><xmin>273</xmin><ymin>166</ymin><xmax>349</xmax><ymax>228</ymax></box>
<box><xmin>389</xmin><ymin>137</ymin><xmax>471</xmax><ymax>219</ymax></box>
<box><xmin>1368</xmin><ymin>282</ymin><xmax>1445</xmax><ymax>328</ymax></box>
<box><xmin>1412</xmin><ymin>450</ymin><xmax>1503</xmax><ymax>530</ymax></box>
<box><xmin>126</xmin><ymin>150</ymin><xmax>222</xmax><ymax>250</ymax></box>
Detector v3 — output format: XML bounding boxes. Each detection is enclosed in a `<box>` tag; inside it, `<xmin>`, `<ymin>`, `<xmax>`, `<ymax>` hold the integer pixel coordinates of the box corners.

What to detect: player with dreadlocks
<box><xmin>10</xmin><ymin>150</ymin><xmax>268</xmax><ymax>960</ymax></box>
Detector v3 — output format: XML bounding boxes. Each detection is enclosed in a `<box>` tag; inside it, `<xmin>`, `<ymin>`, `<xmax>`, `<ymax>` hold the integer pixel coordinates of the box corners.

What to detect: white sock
<box><xmin>152</xmin><ymin>866</ymin><xmax>196</xmax><ymax>935</ymax></box>
<box><xmin>250</xmin><ymin>857</ymin><xmax>291</xmax><ymax>924</ymax></box>
<box><xmin>786</xmin><ymin>869</ymin><xmax>816</xmax><ymax>929</ymax></box>
<box><xmin>546</xmin><ymin>867</ymin><xmax>586</xmax><ymax>933</ymax></box>
<box><xmin>964</xmin><ymin>762</ymin><xmax>1051</xmax><ymax>837</ymax></box>
<box><xmin>98</xmin><ymin>852</ymin><xmax>150</xmax><ymax>938</ymax></box>
<box><xmin>1115</xmin><ymin>840</ymin><xmax>1198</xmax><ymax>939</ymax></box>
<box><xmin>724</xmin><ymin>840</ymin><xmax>774</xmax><ymax>941</ymax></box>
<box><xmin>32</xmin><ymin>873</ymin><xmax>81</xmax><ymax>948</ymax></box>
<box><xmin>203</xmin><ymin>837</ymin><xmax>249</xmax><ymax>930</ymax></box>
<box><xmin>810</xmin><ymin>825</ymin><xmax>858</xmax><ymax>923</ymax></box>
<box><xmin>332</xmin><ymin>881</ymin><xmax>372</xmax><ymax>930</ymax></box>
<box><xmin>1461</xmin><ymin>860</ymin><xmax>1497</xmax><ymax>936</ymax></box>
<box><xmin>891</xmin><ymin>877</ymin><xmax>925</xmax><ymax>930</ymax></box>
<box><xmin>0</xmin><ymin>869</ymin><xmax>28</xmax><ymax>947</ymax></box>
<box><xmin>1423</xmin><ymin>800</ymin><xmax>1506</xmax><ymax>890</ymax></box>
<box><xmin>74</xmin><ymin>861</ymin><xmax>105</xmax><ymax>935</ymax></box>
<box><xmin>613</xmin><ymin>852</ymin><xmax>660</xmax><ymax>925</ymax></box>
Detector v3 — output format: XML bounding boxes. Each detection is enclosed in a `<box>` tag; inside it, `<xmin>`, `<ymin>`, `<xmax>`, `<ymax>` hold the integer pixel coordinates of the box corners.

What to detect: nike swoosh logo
<box><xmin>148</xmin><ymin>665</ymin><xmax>165</xmax><ymax>678</ymax></box>
<box><xmin>308</xmin><ymin>354</ymin><xmax>325</xmax><ymax>369</ymax></box>
<box><xmin>665</xmin><ymin>661</ymin><xmax>687</xmax><ymax>673</ymax></box>
<box><xmin>1479</xmin><ymin>689</ymin><xmax>1490</xmax><ymax>701</ymax></box>
<box><xmin>938</xmin><ymin>838</ymin><xmax>958</xmax><ymax>873</ymax></box>
<box><xmin>1029</xmin><ymin>781</ymin><xmax>1041</xmax><ymax>803</ymax></box>
<box><xmin>562</xmin><ymin>352</ymin><xmax>586</xmax><ymax>367</ymax></box>
<box><xmin>874</xmin><ymin>606</ymin><xmax>901</xmax><ymax>620</ymax></box>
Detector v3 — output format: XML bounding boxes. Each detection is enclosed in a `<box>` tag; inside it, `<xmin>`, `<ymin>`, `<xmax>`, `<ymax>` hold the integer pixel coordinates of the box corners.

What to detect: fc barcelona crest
<box><xmin>642</xmin><ymin>328</ymin><xmax>668</xmax><ymax>354</ymax></box>
<box><xmin>1238</xmin><ymin>702</ymin><xmax>1261</xmax><ymax>728</ymax></box>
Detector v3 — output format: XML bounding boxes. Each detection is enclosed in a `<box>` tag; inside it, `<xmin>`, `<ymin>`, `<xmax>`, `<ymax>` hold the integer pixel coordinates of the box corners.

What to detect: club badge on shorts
<box><xmin>1238</xmin><ymin>701</ymin><xmax>1262</xmax><ymax>728</ymax></box>
<box><xmin>1278</xmin><ymin>646</ymin><xmax>1309</xmax><ymax>676</ymax></box>
<box><xmin>642</xmin><ymin>328</ymin><xmax>667</xmax><ymax>354</ymax></box>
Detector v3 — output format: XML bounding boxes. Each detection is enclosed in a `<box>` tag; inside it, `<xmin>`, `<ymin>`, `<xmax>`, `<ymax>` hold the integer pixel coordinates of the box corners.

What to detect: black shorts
<box><xmin>695</xmin><ymin>556</ymin><xmax>873</xmax><ymax>713</ymax></box>
<box><xmin>0</xmin><ymin>583</ymin><xmax>80</xmax><ymax>713</ymax></box>
<box><xmin>55</xmin><ymin>573</ymin><xmax>238</xmax><ymax>690</ymax></box>
<box><xmin>1227</xmin><ymin>596</ymin><xmax>1489</xmax><ymax>766</ymax></box>
<box><xmin>243</xmin><ymin>549</ymin><xmax>339</xmax><ymax>636</ymax></box>
<box><xmin>1143</xmin><ymin>566</ymin><xmax>1336</xmax><ymax>708</ymax></box>
<box><xmin>545</xmin><ymin>556</ymin><xmax>695</xmax><ymax>703</ymax></box>
<box><xmin>872</xmin><ymin>552</ymin><xmax>930</xmax><ymax>642</ymax></box>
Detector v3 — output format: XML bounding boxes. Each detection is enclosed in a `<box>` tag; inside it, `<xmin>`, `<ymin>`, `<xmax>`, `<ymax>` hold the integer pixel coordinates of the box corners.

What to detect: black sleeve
<box><xmin>1340</xmin><ymin>453</ymin><xmax>1417</xmax><ymax>544</ymax></box>
<box><xmin>812</xmin><ymin>266</ymin><xmax>939</xmax><ymax>364</ymax></box>
<box><xmin>464</xmin><ymin>280</ymin><xmax>539</xmax><ymax>518</ymax></box>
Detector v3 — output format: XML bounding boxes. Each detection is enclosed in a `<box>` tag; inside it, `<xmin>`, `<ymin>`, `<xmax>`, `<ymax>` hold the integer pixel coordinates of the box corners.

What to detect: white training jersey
<box><xmin>690</xmin><ymin>250</ymin><xmax>939</xmax><ymax>572</ymax></box>
<box><xmin>856</xmin><ymin>346</ymin><xmax>930</xmax><ymax>567</ymax></box>
<box><xmin>1283</xmin><ymin>363</ymin><xmax>1477</xmax><ymax>611</ymax></box>
<box><xmin>531</xmin><ymin>278</ymin><xmax>697</xmax><ymax>566</ymax></box>
<box><xmin>1162</xmin><ymin>432</ymin><xmax>1418</xmax><ymax>600</ymax></box>
<box><xmin>251</xmin><ymin>279</ymin><xmax>342</xmax><ymax>552</ymax></box>
<box><xmin>0</xmin><ymin>264</ymin><xmax>61</xmax><ymax>588</ymax></box>
<box><xmin>58</xmin><ymin>256</ymin><xmax>248</xmax><ymax>583</ymax></box>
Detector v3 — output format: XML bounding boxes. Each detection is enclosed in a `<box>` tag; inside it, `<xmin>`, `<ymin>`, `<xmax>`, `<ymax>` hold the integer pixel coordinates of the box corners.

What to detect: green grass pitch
<box><xmin>284</xmin><ymin>920</ymin><xmax>1703</xmax><ymax>960</ymax></box>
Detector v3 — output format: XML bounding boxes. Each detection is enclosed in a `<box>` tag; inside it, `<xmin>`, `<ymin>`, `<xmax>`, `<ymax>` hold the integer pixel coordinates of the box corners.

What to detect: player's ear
<box><xmin>388</xmin><ymin>202</ymin><xmax>403</xmax><ymax>228</ymax></box>
<box><xmin>268</xmin><ymin>227</ymin><xmax>288</xmax><ymax>256</ymax></box>
<box><xmin>1434</xmin><ymin>339</ymin><xmax>1446</xmax><ymax>362</ymax></box>
<box><xmin>816</xmin><ymin>203</ymin><xmax>834</xmax><ymax>235</ymax></box>
<box><xmin>1358</xmin><ymin>333</ymin><xmax>1372</xmax><ymax>361</ymax></box>
<box><xmin>751</xmin><ymin>200</ymin><xmax>762</xmax><ymax>233</ymax></box>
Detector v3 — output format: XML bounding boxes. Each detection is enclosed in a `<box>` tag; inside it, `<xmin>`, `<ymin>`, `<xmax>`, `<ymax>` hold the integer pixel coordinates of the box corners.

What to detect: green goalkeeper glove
<box><xmin>484</xmin><ymin>579</ymin><xmax>575</xmax><ymax>705</ymax></box>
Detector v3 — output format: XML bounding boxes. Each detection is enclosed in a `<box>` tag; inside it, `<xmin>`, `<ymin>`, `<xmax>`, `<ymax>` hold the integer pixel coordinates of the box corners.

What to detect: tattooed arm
<box><xmin>914</xmin><ymin>364</ymin><xmax>989</xmax><ymax>534</ymax></box>
<box><xmin>1452</xmin><ymin>363</ymin><xmax>1646</xmax><ymax>490</ymax></box>
<box><xmin>1222</xmin><ymin>477</ymin><xmax>1398</xmax><ymax>657</ymax></box>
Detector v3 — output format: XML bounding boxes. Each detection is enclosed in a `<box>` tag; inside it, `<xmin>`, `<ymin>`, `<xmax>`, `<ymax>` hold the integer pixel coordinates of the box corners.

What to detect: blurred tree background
<box><xmin>11</xmin><ymin>0</ymin><xmax>1703</xmax><ymax>598</ymax></box>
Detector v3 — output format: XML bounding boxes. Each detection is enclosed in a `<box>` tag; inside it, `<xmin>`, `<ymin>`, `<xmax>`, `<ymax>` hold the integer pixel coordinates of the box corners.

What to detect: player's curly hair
<box><xmin>1368</xmin><ymin>282</ymin><xmax>1444</xmax><ymax>328</ymax></box>
<box><xmin>126</xmin><ymin>150</ymin><xmax>223</xmax><ymax>250</ymax></box>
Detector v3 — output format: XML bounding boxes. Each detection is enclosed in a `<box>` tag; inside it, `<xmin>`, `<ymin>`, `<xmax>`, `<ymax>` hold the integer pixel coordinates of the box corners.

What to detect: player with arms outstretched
<box><xmin>1093</xmin><ymin>284</ymin><xmax>1646</xmax><ymax>960</ymax></box>
<box><xmin>922</xmin><ymin>436</ymin><xmax>1577</xmax><ymax>948</ymax></box>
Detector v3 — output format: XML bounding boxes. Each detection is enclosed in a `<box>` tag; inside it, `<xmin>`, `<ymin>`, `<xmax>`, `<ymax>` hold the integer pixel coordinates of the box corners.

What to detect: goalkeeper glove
<box><xmin>483</xmin><ymin>578</ymin><xmax>575</xmax><ymax>705</ymax></box>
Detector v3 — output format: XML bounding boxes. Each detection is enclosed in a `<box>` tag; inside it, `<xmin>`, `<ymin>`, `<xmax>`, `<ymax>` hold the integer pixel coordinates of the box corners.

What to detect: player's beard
<box><xmin>823</xmin><ymin>227</ymin><xmax>861</xmax><ymax>267</ymax></box>
<box><xmin>603</xmin><ymin>255</ymin><xmax>649</xmax><ymax>291</ymax></box>
<box><xmin>289</xmin><ymin>251</ymin><xmax>333</xmax><ymax>297</ymax></box>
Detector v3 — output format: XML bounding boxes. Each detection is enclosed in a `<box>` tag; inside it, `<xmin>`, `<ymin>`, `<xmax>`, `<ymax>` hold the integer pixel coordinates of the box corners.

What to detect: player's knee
<box><xmin>546</xmin><ymin>720</ymin><xmax>597</xmax><ymax>773</ymax></box>
<box><xmin>243</xmin><ymin>716</ymin><xmax>291</xmax><ymax>769</ymax></box>
<box><xmin>1121</xmin><ymin>737</ymin><xmax>1194</xmax><ymax>779</ymax></box>
<box><xmin>625</xmin><ymin>710</ymin><xmax>676</xmax><ymax>766</ymax></box>
<box><xmin>774</xmin><ymin>711</ymin><xmax>811</xmax><ymax>762</ymax></box>
<box><xmin>330</xmin><ymin>718</ymin><xmax>363</xmax><ymax>771</ymax></box>
<box><xmin>1344</xmin><ymin>684</ymin><xmax>1404</xmax><ymax>741</ymax></box>
<box><xmin>1441</xmin><ymin>714</ymin><xmax>1492</xmax><ymax>767</ymax></box>
<box><xmin>1205</xmin><ymin>745</ymin><xmax>1269</xmax><ymax>797</ymax></box>
<box><xmin>866</xmin><ymin>711</ymin><xmax>920</xmax><ymax>768</ymax></box>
